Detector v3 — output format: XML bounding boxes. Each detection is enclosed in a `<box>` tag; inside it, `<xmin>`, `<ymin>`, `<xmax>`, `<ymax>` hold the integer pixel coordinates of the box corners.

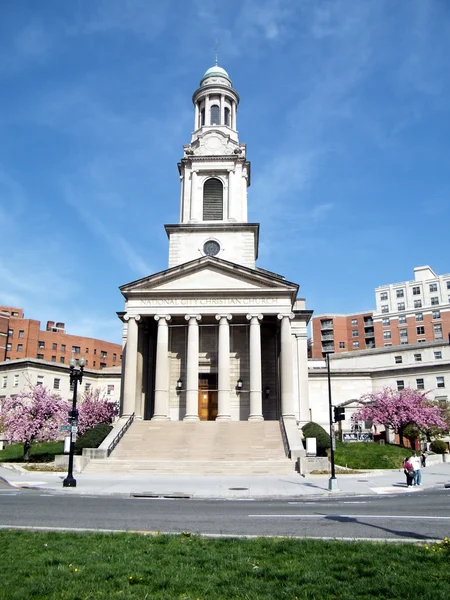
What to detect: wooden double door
<box><xmin>198</xmin><ymin>374</ymin><xmax>218</xmax><ymax>421</ymax></box>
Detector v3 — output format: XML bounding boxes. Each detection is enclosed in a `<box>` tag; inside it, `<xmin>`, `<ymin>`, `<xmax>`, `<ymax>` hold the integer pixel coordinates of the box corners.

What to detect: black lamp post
<box><xmin>325</xmin><ymin>351</ymin><xmax>339</xmax><ymax>491</ymax></box>
<box><xmin>63</xmin><ymin>356</ymin><xmax>85</xmax><ymax>488</ymax></box>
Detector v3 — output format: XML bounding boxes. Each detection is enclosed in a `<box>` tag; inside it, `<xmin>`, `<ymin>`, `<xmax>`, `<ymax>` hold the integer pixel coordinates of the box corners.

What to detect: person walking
<box><xmin>410</xmin><ymin>451</ymin><xmax>422</xmax><ymax>486</ymax></box>
<box><xmin>403</xmin><ymin>457</ymin><xmax>414</xmax><ymax>487</ymax></box>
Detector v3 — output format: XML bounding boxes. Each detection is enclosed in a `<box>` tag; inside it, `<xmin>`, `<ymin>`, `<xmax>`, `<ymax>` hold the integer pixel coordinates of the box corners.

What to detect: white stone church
<box><xmin>119</xmin><ymin>62</ymin><xmax>311</xmax><ymax>429</ymax></box>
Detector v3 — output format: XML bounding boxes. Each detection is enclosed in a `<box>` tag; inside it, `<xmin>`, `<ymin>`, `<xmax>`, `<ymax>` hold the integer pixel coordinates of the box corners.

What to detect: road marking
<box><xmin>248</xmin><ymin>514</ymin><xmax>450</xmax><ymax>520</ymax></box>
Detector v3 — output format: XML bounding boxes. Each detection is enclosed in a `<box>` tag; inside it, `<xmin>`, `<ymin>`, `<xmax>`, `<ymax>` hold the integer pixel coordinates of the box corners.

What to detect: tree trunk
<box><xmin>23</xmin><ymin>440</ymin><xmax>31</xmax><ymax>462</ymax></box>
<box><xmin>399</xmin><ymin>427</ymin><xmax>404</xmax><ymax>448</ymax></box>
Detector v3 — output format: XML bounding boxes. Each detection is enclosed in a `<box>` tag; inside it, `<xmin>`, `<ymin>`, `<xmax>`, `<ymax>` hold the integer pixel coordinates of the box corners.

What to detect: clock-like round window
<box><xmin>203</xmin><ymin>240</ymin><xmax>220</xmax><ymax>256</ymax></box>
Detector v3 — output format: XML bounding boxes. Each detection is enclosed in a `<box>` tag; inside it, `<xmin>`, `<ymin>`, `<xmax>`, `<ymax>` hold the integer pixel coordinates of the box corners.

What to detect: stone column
<box><xmin>246</xmin><ymin>314</ymin><xmax>264</xmax><ymax>421</ymax></box>
<box><xmin>135</xmin><ymin>322</ymin><xmax>144</xmax><ymax>419</ymax></box>
<box><xmin>220</xmin><ymin>93</ymin><xmax>224</xmax><ymax>124</ymax></box>
<box><xmin>152</xmin><ymin>315</ymin><xmax>171</xmax><ymax>420</ymax></box>
<box><xmin>191</xmin><ymin>170</ymin><xmax>198</xmax><ymax>221</ymax></box>
<box><xmin>278</xmin><ymin>313</ymin><xmax>295</xmax><ymax>419</ymax></box>
<box><xmin>122</xmin><ymin>314</ymin><xmax>140</xmax><ymax>416</ymax></box>
<box><xmin>215</xmin><ymin>314</ymin><xmax>232</xmax><ymax>420</ymax></box>
<box><xmin>184</xmin><ymin>314</ymin><xmax>201</xmax><ymax>421</ymax></box>
<box><xmin>194</xmin><ymin>102</ymin><xmax>199</xmax><ymax>130</ymax></box>
<box><xmin>231</xmin><ymin>101</ymin><xmax>236</xmax><ymax>129</ymax></box>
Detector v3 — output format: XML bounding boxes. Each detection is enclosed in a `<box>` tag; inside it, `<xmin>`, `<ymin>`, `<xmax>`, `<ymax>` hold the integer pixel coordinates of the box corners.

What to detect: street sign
<box><xmin>60</xmin><ymin>425</ymin><xmax>71</xmax><ymax>431</ymax></box>
<box><xmin>71</xmin><ymin>426</ymin><xmax>78</xmax><ymax>433</ymax></box>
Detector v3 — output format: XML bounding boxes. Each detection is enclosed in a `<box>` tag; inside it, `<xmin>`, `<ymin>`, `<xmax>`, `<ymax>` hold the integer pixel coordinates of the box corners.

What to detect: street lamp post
<box><xmin>325</xmin><ymin>351</ymin><xmax>339</xmax><ymax>491</ymax></box>
<box><xmin>63</xmin><ymin>356</ymin><xmax>85</xmax><ymax>488</ymax></box>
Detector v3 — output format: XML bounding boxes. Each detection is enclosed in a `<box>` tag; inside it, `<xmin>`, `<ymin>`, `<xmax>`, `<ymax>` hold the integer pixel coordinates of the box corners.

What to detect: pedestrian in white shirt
<box><xmin>409</xmin><ymin>452</ymin><xmax>422</xmax><ymax>486</ymax></box>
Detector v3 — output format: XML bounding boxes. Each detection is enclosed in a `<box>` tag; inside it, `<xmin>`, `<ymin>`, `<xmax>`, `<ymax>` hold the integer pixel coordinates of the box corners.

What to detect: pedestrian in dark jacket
<box><xmin>403</xmin><ymin>458</ymin><xmax>414</xmax><ymax>487</ymax></box>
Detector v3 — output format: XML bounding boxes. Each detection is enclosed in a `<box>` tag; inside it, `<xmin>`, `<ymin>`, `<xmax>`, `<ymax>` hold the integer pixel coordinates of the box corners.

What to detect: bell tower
<box><xmin>165</xmin><ymin>63</ymin><xmax>258</xmax><ymax>269</ymax></box>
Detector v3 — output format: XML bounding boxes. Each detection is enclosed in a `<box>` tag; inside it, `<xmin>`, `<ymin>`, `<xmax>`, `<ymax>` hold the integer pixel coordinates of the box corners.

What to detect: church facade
<box><xmin>119</xmin><ymin>63</ymin><xmax>312</xmax><ymax>424</ymax></box>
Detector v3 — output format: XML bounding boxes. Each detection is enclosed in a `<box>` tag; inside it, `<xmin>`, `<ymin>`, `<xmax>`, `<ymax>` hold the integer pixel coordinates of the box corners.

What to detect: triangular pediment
<box><xmin>120</xmin><ymin>256</ymin><xmax>298</xmax><ymax>298</ymax></box>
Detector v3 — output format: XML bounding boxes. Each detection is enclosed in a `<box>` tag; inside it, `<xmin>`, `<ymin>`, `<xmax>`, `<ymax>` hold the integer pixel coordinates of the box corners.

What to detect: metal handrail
<box><xmin>279</xmin><ymin>417</ymin><xmax>290</xmax><ymax>458</ymax></box>
<box><xmin>107</xmin><ymin>412</ymin><xmax>135</xmax><ymax>457</ymax></box>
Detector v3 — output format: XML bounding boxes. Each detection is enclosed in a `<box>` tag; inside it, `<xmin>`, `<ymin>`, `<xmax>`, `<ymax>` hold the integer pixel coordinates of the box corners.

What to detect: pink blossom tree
<box><xmin>0</xmin><ymin>385</ymin><xmax>69</xmax><ymax>461</ymax></box>
<box><xmin>77</xmin><ymin>387</ymin><xmax>118</xmax><ymax>436</ymax></box>
<box><xmin>352</xmin><ymin>387</ymin><xmax>447</xmax><ymax>446</ymax></box>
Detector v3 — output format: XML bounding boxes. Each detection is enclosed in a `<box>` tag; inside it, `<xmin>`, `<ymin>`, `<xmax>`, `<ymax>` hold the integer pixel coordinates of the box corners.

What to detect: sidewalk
<box><xmin>1</xmin><ymin>462</ymin><xmax>450</xmax><ymax>499</ymax></box>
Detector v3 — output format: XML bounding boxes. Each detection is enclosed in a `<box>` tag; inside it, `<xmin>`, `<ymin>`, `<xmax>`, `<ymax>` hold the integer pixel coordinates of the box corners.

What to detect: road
<box><xmin>0</xmin><ymin>486</ymin><xmax>449</xmax><ymax>541</ymax></box>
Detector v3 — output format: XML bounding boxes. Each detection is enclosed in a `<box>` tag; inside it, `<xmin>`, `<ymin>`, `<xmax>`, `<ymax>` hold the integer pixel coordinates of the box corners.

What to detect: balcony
<box><xmin>364</xmin><ymin>331</ymin><xmax>375</xmax><ymax>339</ymax></box>
<box><xmin>364</xmin><ymin>320</ymin><xmax>374</xmax><ymax>327</ymax></box>
<box><xmin>321</xmin><ymin>334</ymin><xmax>334</xmax><ymax>341</ymax></box>
<box><xmin>320</xmin><ymin>322</ymin><xmax>333</xmax><ymax>331</ymax></box>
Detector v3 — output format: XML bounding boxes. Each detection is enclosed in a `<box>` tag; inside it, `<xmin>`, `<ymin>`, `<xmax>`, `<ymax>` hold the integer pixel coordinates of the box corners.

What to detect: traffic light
<box><xmin>334</xmin><ymin>406</ymin><xmax>345</xmax><ymax>422</ymax></box>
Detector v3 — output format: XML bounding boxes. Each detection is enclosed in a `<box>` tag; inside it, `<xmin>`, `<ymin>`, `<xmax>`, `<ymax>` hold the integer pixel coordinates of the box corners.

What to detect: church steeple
<box><xmin>166</xmin><ymin>64</ymin><xmax>257</xmax><ymax>269</ymax></box>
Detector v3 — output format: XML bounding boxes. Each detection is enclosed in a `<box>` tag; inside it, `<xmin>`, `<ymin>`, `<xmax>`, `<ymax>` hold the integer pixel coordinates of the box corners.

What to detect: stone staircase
<box><xmin>83</xmin><ymin>420</ymin><xmax>296</xmax><ymax>475</ymax></box>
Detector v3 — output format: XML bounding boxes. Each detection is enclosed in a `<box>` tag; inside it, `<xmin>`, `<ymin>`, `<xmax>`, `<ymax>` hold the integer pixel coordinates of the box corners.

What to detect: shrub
<box><xmin>302</xmin><ymin>422</ymin><xmax>331</xmax><ymax>457</ymax></box>
<box><xmin>74</xmin><ymin>423</ymin><xmax>112</xmax><ymax>455</ymax></box>
<box><xmin>430</xmin><ymin>439</ymin><xmax>447</xmax><ymax>454</ymax></box>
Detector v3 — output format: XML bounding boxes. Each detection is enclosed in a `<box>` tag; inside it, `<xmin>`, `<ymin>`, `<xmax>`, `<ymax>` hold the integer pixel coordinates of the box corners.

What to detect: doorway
<box><xmin>198</xmin><ymin>373</ymin><xmax>218</xmax><ymax>421</ymax></box>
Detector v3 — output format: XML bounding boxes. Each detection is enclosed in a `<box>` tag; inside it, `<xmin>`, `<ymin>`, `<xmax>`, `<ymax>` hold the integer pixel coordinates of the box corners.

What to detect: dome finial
<box><xmin>214</xmin><ymin>39</ymin><xmax>219</xmax><ymax>66</ymax></box>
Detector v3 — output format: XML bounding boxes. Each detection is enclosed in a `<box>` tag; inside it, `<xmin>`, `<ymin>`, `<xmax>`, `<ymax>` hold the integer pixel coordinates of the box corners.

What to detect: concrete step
<box><xmin>83</xmin><ymin>420</ymin><xmax>295</xmax><ymax>475</ymax></box>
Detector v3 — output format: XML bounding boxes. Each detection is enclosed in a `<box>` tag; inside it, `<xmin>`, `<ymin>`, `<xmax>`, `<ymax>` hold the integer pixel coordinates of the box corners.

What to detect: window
<box><xmin>53</xmin><ymin>378</ymin><xmax>60</xmax><ymax>390</ymax></box>
<box><xmin>397</xmin><ymin>380</ymin><xmax>405</xmax><ymax>391</ymax></box>
<box><xmin>416</xmin><ymin>378</ymin><xmax>425</xmax><ymax>390</ymax></box>
<box><xmin>72</xmin><ymin>346</ymin><xmax>80</xmax><ymax>354</ymax></box>
<box><xmin>416</xmin><ymin>326</ymin><xmax>425</xmax><ymax>335</ymax></box>
<box><xmin>414</xmin><ymin>300</ymin><xmax>422</xmax><ymax>308</ymax></box>
<box><xmin>210</xmin><ymin>104</ymin><xmax>220</xmax><ymax>125</ymax></box>
<box><xmin>85</xmin><ymin>382</ymin><xmax>91</xmax><ymax>391</ymax></box>
<box><xmin>381</xmin><ymin>305</ymin><xmax>389</xmax><ymax>314</ymax></box>
<box><xmin>352</xmin><ymin>330</ymin><xmax>359</xmax><ymax>337</ymax></box>
<box><xmin>52</xmin><ymin>343</ymin><xmax>57</xmax><ymax>351</ymax></box>
<box><xmin>6</xmin><ymin>343</ymin><xmax>11</xmax><ymax>351</ymax></box>
<box><xmin>203</xmin><ymin>178</ymin><xmax>223</xmax><ymax>220</ymax></box>
<box><xmin>382</xmin><ymin>318</ymin><xmax>390</xmax><ymax>327</ymax></box>
<box><xmin>447</xmin><ymin>281</ymin><xmax>450</xmax><ymax>290</ymax></box>
<box><xmin>398</xmin><ymin>315</ymin><xmax>407</xmax><ymax>324</ymax></box>
<box><xmin>415</xmin><ymin>312</ymin><xmax>423</xmax><ymax>322</ymax></box>
<box><xmin>107</xmin><ymin>384</ymin><xmax>114</xmax><ymax>395</ymax></box>
<box><xmin>437</xmin><ymin>376</ymin><xmax>445</xmax><ymax>388</ymax></box>
<box><xmin>13</xmin><ymin>374</ymin><xmax>19</xmax><ymax>387</ymax></box>
<box><xmin>414</xmin><ymin>353</ymin><xmax>422</xmax><ymax>362</ymax></box>
<box><xmin>434</xmin><ymin>324</ymin><xmax>443</xmax><ymax>339</ymax></box>
<box><xmin>396</xmin><ymin>289</ymin><xmax>404</xmax><ymax>298</ymax></box>
<box><xmin>429</xmin><ymin>283</ymin><xmax>438</xmax><ymax>292</ymax></box>
<box><xmin>397</xmin><ymin>302</ymin><xmax>405</xmax><ymax>311</ymax></box>
<box><xmin>434</xmin><ymin>351</ymin><xmax>442</xmax><ymax>360</ymax></box>
<box><xmin>395</xmin><ymin>356</ymin><xmax>403</xmax><ymax>364</ymax></box>
<box><xmin>101</xmin><ymin>351</ymin><xmax>108</xmax><ymax>358</ymax></box>
<box><xmin>37</xmin><ymin>353</ymin><xmax>44</xmax><ymax>359</ymax></box>
<box><xmin>38</xmin><ymin>341</ymin><xmax>45</xmax><ymax>349</ymax></box>
<box><xmin>17</xmin><ymin>344</ymin><xmax>23</xmax><ymax>352</ymax></box>
<box><xmin>37</xmin><ymin>375</ymin><xmax>44</xmax><ymax>386</ymax></box>
<box><xmin>2</xmin><ymin>376</ymin><xmax>7</xmax><ymax>389</ymax></box>
<box><xmin>380</xmin><ymin>292</ymin><xmax>388</xmax><ymax>301</ymax></box>
<box><xmin>11</xmin><ymin>311</ymin><xmax>18</xmax><ymax>316</ymax></box>
<box><xmin>18</xmin><ymin>330</ymin><xmax>24</xmax><ymax>338</ymax></box>
<box><xmin>70</xmin><ymin>381</ymin><xmax>74</xmax><ymax>392</ymax></box>
<box><xmin>352</xmin><ymin>341</ymin><xmax>359</xmax><ymax>348</ymax></box>
<box><xmin>93</xmin><ymin>361</ymin><xmax>96</xmax><ymax>367</ymax></box>
<box><xmin>383</xmin><ymin>331</ymin><xmax>391</xmax><ymax>339</ymax></box>
<box><xmin>339</xmin><ymin>342</ymin><xmax>345</xmax><ymax>349</ymax></box>
<box><xmin>384</xmin><ymin>343</ymin><xmax>392</xmax><ymax>347</ymax></box>
<box><xmin>200</xmin><ymin>108</ymin><xmax>205</xmax><ymax>126</ymax></box>
<box><xmin>85</xmin><ymin>348</ymin><xmax>89</xmax><ymax>354</ymax></box>
<box><xmin>431</xmin><ymin>297</ymin><xmax>439</xmax><ymax>306</ymax></box>
<box><xmin>100</xmin><ymin>362</ymin><xmax>107</xmax><ymax>369</ymax></box>
<box><xmin>51</xmin><ymin>356</ymin><xmax>56</xmax><ymax>362</ymax></box>
<box><xmin>351</xmin><ymin>319</ymin><xmax>358</xmax><ymax>326</ymax></box>
<box><xmin>61</xmin><ymin>344</ymin><xmax>66</xmax><ymax>352</ymax></box>
<box><xmin>94</xmin><ymin>349</ymin><xmax>97</xmax><ymax>355</ymax></box>
<box><xmin>432</xmin><ymin>310</ymin><xmax>441</xmax><ymax>320</ymax></box>
<box><xmin>224</xmin><ymin>106</ymin><xmax>230</xmax><ymax>126</ymax></box>
<box><xmin>436</xmin><ymin>396</ymin><xmax>448</xmax><ymax>403</ymax></box>
<box><xmin>418</xmin><ymin>339</ymin><xmax>426</xmax><ymax>343</ymax></box>
<box><xmin>8</xmin><ymin>329</ymin><xmax>13</xmax><ymax>336</ymax></box>
<box><xmin>60</xmin><ymin>357</ymin><xmax>65</xmax><ymax>364</ymax></box>
<box><xmin>113</xmin><ymin>353</ymin><xmax>117</xmax><ymax>361</ymax></box>
<box><xmin>412</xmin><ymin>286</ymin><xmax>421</xmax><ymax>295</ymax></box>
<box><xmin>400</xmin><ymin>329</ymin><xmax>408</xmax><ymax>338</ymax></box>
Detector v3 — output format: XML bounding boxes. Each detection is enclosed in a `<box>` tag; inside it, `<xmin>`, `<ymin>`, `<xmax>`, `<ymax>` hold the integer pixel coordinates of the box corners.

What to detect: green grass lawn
<box><xmin>0</xmin><ymin>531</ymin><xmax>448</xmax><ymax>600</ymax></box>
<box><xmin>335</xmin><ymin>441</ymin><xmax>411</xmax><ymax>470</ymax></box>
<box><xmin>0</xmin><ymin>441</ymin><xmax>64</xmax><ymax>463</ymax></box>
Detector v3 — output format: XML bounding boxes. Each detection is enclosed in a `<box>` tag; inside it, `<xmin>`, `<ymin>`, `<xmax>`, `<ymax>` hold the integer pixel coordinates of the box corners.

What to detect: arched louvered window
<box><xmin>200</xmin><ymin>108</ymin><xmax>205</xmax><ymax>127</ymax></box>
<box><xmin>224</xmin><ymin>107</ymin><xmax>230</xmax><ymax>126</ymax></box>
<box><xmin>203</xmin><ymin>178</ymin><xmax>223</xmax><ymax>220</ymax></box>
<box><xmin>210</xmin><ymin>104</ymin><xmax>220</xmax><ymax>125</ymax></box>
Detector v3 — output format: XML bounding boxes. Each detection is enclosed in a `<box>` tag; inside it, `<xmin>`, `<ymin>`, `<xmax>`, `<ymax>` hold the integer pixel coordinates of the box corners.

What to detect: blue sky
<box><xmin>1</xmin><ymin>0</ymin><xmax>449</xmax><ymax>344</ymax></box>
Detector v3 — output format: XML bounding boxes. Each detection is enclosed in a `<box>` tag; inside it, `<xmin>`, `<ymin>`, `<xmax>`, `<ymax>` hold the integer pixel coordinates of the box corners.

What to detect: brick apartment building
<box><xmin>311</xmin><ymin>266</ymin><xmax>450</xmax><ymax>358</ymax></box>
<box><xmin>0</xmin><ymin>306</ymin><xmax>122</xmax><ymax>370</ymax></box>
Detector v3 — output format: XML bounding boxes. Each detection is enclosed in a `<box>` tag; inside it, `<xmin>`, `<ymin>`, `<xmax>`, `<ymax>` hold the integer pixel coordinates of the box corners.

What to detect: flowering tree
<box><xmin>77</xmin><ymin>387</ymin><xmax>118</xmax><ymax>436</ymax></box>
<box><xmin>352</xmin><ymin>387</ymin><xmax>447</xmax><ymax>446</ymax></box>
<box><xmin>0</xmin><ymin>385</ymin><xmax>69</xmax><ymax>461</ymax></box>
